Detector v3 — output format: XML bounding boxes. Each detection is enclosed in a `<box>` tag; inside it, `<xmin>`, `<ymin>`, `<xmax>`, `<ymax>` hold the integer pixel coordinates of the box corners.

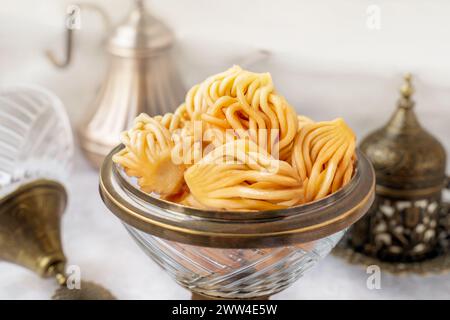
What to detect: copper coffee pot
<box><xmin>47</xmin><ymin>0</ymin><xmax>185</xmax><ymax>168</ymax></box>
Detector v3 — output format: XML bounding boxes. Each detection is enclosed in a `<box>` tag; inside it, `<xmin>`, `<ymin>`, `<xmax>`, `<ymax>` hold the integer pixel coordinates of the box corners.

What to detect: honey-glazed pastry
<box><xmin>114</xmin><ymin>67</ymin><xmax>359</xmax><ymax>212</ymax></box>
<box><xmin>180</xmin><ymin>66</ymin><xmax>298</xmax><ymax>160</ymax></box>
<box><xmin>154</xmin><ymin>103</ymin><xmax>191</xmax><ymax>133</ymax></box>
<box><xmin>177</xmin><ymin>192</ymin><xmax>209</xmax><ymax>209</ymax></box>
<box><xmin>297</xmin><ymin>115</ymin><xmax>314</xmax><ymax>127</ymax></box>
<box><xmin>177</xmin><ymin>65</ymin><xmax>243</xmax><ymax>122</ymax></box>
<box><xmin>170</xmin><ymin>115</ymin><xmax>236</xmax><ymax>167</ymax></box>
<box><xmin>153</xmin><ymin>112</ymin><xmax>183</xmax><ymax>133</ymax></box>
<box><xmin>184</xmin><ymin>139</ymin><xmax>303</xmax><ymax>211</ymax></box>
<box><xmin>291</xmin><ymin>118</ymin><xmax>356</xmax><ymax>202</ymax></box>
<box><xmin>112</xmin><ymin>113</ymin><xmax>185</xmax><ymax>197</ymax></box>
<box><xmin>170</xmin><ymin>120</ymin><xmax>205</xmax><ymax>167</ymax></box>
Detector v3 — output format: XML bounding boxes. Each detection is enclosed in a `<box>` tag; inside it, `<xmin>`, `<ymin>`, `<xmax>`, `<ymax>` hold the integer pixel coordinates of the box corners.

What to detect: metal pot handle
<box><xmin>443</xmin><ymin>175</ymin><xmax>450</xmax><ymax>209</ymax></box>
<box><xmin>46</xmin><ymin>3</ymin><xmax>111</xmax><ymax>68</ymax></box>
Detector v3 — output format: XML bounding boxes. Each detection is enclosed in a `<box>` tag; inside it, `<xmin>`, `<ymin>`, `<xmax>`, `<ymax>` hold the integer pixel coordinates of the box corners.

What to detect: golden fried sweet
<box><xmin>154</xmin><ymin>104</ymin><xmax>191</xmax><ymax>133</ymax></box>
<box><xmin>184</xmin><ymin>139</ymin><xmax>303</xmax><ymax>211</ymax></box>
<box><xmin>297</xmin><ymin>115</ymin><xmax>314</xmax><ymax>127</ymax></box>
<box><xmin>291</xmin><ymin>118</ymin><xmax>356</xmax><ymax>202</ymax></box>
<box><xmin>180</xmin><ymin>66</ymin><xmax>298</xmax><ymax>161</ymax></box>
<box><xmin>112</xmin><ymin>113</ymin><xmax>185</xmax><ymax>197</ymax></box>
<box><xmin>114</xmin><ymin>66</ymin><xmax>357</xmax><ymax>212</ymax></box>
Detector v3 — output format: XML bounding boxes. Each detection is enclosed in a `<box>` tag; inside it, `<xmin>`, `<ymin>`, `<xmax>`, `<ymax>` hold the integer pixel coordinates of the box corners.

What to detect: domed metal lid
<box><xmin>107</xmin><ymin>0</ymin><xmax>174</xmax><ymax>57</ymax></box>
<box><xmin>360</xmin><ymin>74</ymin><xmax>447</xmax><ymax>194</ymax></box>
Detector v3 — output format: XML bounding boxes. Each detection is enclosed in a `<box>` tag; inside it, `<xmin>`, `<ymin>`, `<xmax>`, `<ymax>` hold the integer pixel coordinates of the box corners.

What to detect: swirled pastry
<box><xmin>184</xmin><ymin>139</ymin><xmax>303</xmax><ymax>210</ymax></box>
<box><xmin>112</xmin><ymin>113</ymin><xmax>185</xmax><ymax>196</ymax></box>
<box><xmin>297</xmin><ymin>115</ymin><xmax>314</xmax><ymax>127</ymax></box>
<box><xmin>179</xmin><ymin>66</ymin><xmax>298</xmax><ymax>160</ymax></box>
<box><xmin>154</xmin><ymin>113</ymin><xmax>183</xmax><ymax>133</ymax></box>
<box><xmin>114</xmin><ymin>66</ymin><xmax>358</xmax><ymax>212</ymax></box>
<box><xmin>291</xmin><ymin>118</ymin><xmax>356</xmax><ymax>202</ymax></box>
<box><xmin>182</xmin><ymin>66</ymin><xmax>243</xmax><ymax>121</ymax></box>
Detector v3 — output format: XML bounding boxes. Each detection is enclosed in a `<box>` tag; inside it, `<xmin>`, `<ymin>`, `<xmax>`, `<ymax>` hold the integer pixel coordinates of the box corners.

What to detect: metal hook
<box><xmin>46</xmin><ymin>29</ymin><xmax>74</xmax><ymax>68</ymax></box>
<box><xmin>46</xmin><ymin>3</ymin><xmax>111</xmax><ymax>69</ymax></box>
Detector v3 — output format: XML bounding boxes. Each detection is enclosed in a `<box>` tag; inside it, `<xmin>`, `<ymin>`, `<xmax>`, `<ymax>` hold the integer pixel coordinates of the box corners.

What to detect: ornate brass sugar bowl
<box><xmin>48</xmin><ymin>0</ymin><xmax>184</xmax><ymax>168</ymax></box>
<box><xmin>348</xmin><ymin>74</ymin><xmax>449</xmax><ymax>265</ymax></box>
<box><xmin>100</xmin><ymin>146</ymin><xmax>375</xmax><ymax>299</ymax></box>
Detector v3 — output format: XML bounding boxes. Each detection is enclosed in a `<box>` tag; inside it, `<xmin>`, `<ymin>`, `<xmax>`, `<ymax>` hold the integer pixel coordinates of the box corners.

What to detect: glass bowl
<box><xmin>99</xmin><ymin>146</ymin><xmax>375</xmax><ymax>299</ymax></box>
<box><xmin>0</xmin><ymin>85</ymin><xmax>73</xmax><ymax>198</ymax></box>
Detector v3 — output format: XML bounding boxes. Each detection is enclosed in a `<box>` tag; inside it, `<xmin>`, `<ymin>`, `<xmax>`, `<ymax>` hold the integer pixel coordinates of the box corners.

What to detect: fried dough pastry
<box><xmin>112</xmin><ymin>113</ymin><xmax>185</xmax><ymax>197</ymax></box>
<box><xmin>184</xmin><ymin>139</ymin><xmax>303</xmax><ymax>211</ymax></box>
<box><xmin>291</xmin><ymin>118</ymin><xmax>356</xmax><ymax>202</ymax></box>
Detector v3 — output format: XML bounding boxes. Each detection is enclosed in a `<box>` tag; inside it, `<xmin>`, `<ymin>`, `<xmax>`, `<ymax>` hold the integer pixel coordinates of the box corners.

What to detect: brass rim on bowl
<box><xmin>99</xmin><ymin>146</ymin><xmax>376</xmax><ymax>248</ymax></box>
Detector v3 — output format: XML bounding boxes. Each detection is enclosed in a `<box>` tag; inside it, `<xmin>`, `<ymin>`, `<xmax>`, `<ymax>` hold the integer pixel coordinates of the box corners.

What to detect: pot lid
<box><xmin>107</xmin><ymin>0</ymin><xmax>174</xmax><ymax>57</ymax></box>
<box><xmin>360</xmin><ymin>74</ymin><xmax>446</xmax><ymax>192</ymax></box>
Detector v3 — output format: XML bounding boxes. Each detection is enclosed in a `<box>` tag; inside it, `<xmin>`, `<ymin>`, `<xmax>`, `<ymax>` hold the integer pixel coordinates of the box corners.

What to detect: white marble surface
<box><xmin>0</xmin><ymin>146</ymin><xmax>449</xmax><ymax>300</ymax></box>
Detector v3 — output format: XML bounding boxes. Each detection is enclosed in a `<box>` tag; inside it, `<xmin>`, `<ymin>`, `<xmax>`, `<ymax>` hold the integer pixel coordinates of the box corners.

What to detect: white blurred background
<box><xmin>1</xmin><ymin>0</ymin><xmax>450</xmax><ymax>151</ymax></box>
<box><xmin>0</xmin><ymin>0</ymin><xmax>449</xmax><ymax>299</ymax></box>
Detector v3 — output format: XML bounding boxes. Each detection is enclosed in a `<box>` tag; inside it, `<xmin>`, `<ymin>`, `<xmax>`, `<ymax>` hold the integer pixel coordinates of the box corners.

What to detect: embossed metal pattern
<box><xmin>350</xmin><ymin>195</ymin><xmax>442</xmax><ymax>261</ymax></box>
<box><xmin>334</xmin><ymin>203</ymin><xmax>450</xmax><ymax>275</ymax></box>
<box><xmin>359</xmin><ymin>75</ymin><xmax>446</xmax><ymax>191</ymax></box>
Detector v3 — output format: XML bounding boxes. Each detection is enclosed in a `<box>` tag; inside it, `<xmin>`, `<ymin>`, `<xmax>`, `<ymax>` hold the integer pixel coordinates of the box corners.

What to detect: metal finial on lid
<box><xmin>400</xmin><ymin>73</ymin><xmax>414</xmax><ymax>98</ymax></box>
<box><xmin>107</xmin><ymin>0</ymin><xmax>174</xmax><ymax>57</ymax></box>
<box><xmin>398</xmin><ymin>73</ymin><xmax>415</xmax><ymax>109</ymax></box>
